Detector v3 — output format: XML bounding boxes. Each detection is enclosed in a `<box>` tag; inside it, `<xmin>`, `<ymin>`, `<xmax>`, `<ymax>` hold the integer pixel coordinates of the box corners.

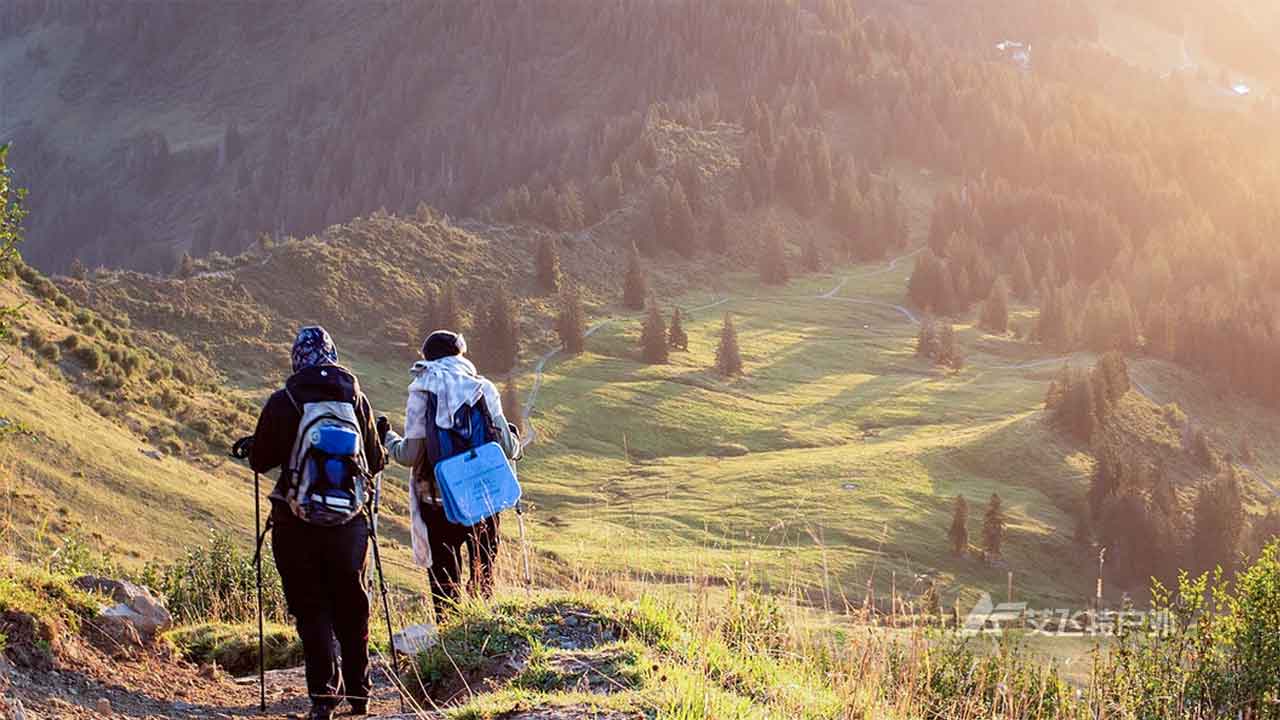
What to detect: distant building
<box><xmin>995</xmin><ymin>40</ymin><xmax>1032</xmax><ymax>71</ymax></box>
<box><xmin>1232</xmin><ymin>83</ymin><xmax>1251</xmax><ymax>96</ymax></box>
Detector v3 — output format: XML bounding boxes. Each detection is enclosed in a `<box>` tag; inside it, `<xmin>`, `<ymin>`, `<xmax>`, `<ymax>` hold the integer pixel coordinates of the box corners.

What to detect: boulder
<box><xmin>74</xmin><ymin>576</ymin><xmax>173</xmax><ymax>642</ymax></box>
<box><xmin>392</xmin><ymin>624</ymin><xmax>439</xmax><ymax>655</ymax></box>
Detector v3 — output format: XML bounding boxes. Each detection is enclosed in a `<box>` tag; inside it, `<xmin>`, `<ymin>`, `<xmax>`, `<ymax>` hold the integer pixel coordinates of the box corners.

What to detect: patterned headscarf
<box><xmin>291</xmin><ymin>326</ymin><xmax>339</xmax><ymax>373</ymax></box>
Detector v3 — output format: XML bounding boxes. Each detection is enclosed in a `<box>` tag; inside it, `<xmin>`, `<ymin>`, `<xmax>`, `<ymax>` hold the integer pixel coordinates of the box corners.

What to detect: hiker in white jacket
<box><xmin>378</xmin><ymin>330</ymin><xmax>521</xmax><ymax>613</ymax></box>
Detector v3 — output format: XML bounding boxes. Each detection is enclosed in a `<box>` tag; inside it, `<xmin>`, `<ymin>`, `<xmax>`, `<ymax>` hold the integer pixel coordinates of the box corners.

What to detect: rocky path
<box><xmin>6</xmin><ymin>651</ymin><xmax>416</xmax><ymax>719</ymax></box>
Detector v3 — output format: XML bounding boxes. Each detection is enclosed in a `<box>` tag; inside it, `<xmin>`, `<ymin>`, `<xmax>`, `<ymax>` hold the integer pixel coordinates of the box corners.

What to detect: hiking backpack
<box><xmin>422</xmin><ymin>395</ymin><xmax>521</xmax><ymax>526</ymax></box>
<box><xmin>284</xmin><ymin>390</ymin><xmax>370</xmax><ymax>526</ymax></box>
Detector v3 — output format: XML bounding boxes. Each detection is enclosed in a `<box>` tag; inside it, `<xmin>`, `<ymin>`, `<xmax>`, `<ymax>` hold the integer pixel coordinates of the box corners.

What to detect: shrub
<box><xmin>73</xmin><ymin>344</ymin><xmax>104</xmax><ymax>371</ymax></box>
<box><xmin>1096</xmin><ymin>542</ymin><xmax>1280</xmax><ymax>717</ymax></box>
<box><xmin>59</xmin><ymin>333</ymin><xmax>80</xmax><ymax>350</ymax></box>
<box><xmin>164</xmin><ymin>623</ymin><xmax>302</xmax><ymax>675</ymax></box>
<box><xmin>37</xmin><ymin>343</ymin><xmax>60</xmax><ymax>362</ymax></box>
<box><xmin>121</xmin><ymin>350</ymin><xmax>144</xmax><ymax>376</ymax></box>
<box><xmin>138</xmin><ymin>532</ymin><xmax>287</xmax><ymax>625</ymax></box>
<box><xmin>97</xmin><ymin>367</ymin><xmax>126</xmax><ymax>391</ymax></box>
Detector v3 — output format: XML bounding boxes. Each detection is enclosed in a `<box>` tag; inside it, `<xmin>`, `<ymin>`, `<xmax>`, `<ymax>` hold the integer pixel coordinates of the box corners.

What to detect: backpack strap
<box><xmin>283</xmin><ymin>387</ymin><xmax>302</xmax><ymax>414</ymax></box>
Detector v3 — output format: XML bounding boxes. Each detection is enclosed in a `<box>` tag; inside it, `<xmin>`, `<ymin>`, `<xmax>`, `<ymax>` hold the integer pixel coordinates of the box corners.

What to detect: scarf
<box><xmin>290</xmin><ymin>326</ymin><xmax>338</xmax><ymax>373</ymax></box>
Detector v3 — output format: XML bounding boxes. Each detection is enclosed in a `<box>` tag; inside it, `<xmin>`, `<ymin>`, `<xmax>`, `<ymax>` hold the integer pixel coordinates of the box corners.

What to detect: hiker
<box><xmin>379</xmin><ymin>330</ymin><xmax>522</xmax><ymax>614</ymax></box>
<box><xmin>245</xmin><ymin>327</ymin><xmax>386</xmax><ymax>719</ymax></box>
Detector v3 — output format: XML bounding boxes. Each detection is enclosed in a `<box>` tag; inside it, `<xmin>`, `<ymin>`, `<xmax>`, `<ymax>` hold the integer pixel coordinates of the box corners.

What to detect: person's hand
<box><xmin>376</xmin><ymin>415</ymin><xmax>391</xmax><ymax>443</ymax></box>
<box><xmin>231</xmin><ymin>435</ymin><xmax>254</xmax><ymax>460</ymax></box>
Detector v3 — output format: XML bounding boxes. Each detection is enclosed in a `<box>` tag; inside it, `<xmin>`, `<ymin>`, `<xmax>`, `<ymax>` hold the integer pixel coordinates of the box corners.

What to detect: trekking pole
<box><xmin>252</xmin><ymin>472</ymin><xmax>267</xmax><ymax>714</ymax></box>
<box><xmin>368</xmin><ymin>473</ymin><xmax>405</xmax><ymax>713</ymax></box>
<box><xmin>232</xmin><ymin>437</ymin><xmax>268</xmax><ymax>715</ymax></box>
<box><xmin>515</xmin><ymin>501</ymin><xmax>532</xmax><ymax>597</ymax></box>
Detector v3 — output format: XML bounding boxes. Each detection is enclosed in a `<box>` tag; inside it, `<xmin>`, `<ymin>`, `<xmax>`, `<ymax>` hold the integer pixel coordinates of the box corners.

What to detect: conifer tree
<box><xmin>437</xmin><ymin>281</ymin><xmax>463</xmax><ymax>332</ymax></box>
<box><xmin>175</xmin><ymin>251</ymin><xmax>195</xmax><ymax>279</ymax></box>
<box><xmin>535</xmin><ymin>236</ymin><xmax>562</xmax><ymax>294</ymax></box>
<box><xmin>501</xmin><ymin>378</ymin><xmax>521</xmax><ymax>426</ymax></box>
<box><xmin>1192</xmin><ymin>468</ymin><xmax>1244</xmax><ymax>574</ymax></box>
<box><xmin>1011</xmin><ymin>247</ymin><xmax>1034</xmax><ymax>300</ymax></box>
<box><xmin>668</xmin><ymin>307</ymin><xmax>688</xmax><ymax>351</ymax></box>
<box><xmin>982</xmin><ymin>493</ymin><xmax>1006</xmax><ymax>558</ymax></box>
<box><xmin>622</xmin><ymin>245</ymin><xmax>648</xmax><ymax>311</ymax></box>
<box><xmin>421</xmin><ymin>284</ymin><xmax>439</xmax><ymax>337</ymax></box>
<box><xmin>640</xmin><ymin>301</ymin><xmax>668</xmax><ymax>364</ymax></box>
<box><xmin>715</xmin><ymin>312</ymin><xmax>743</xmax><ymax>376</ymax></box>
<box><xmin>980</xmin><ymin>277</ymin><xmax>1010</xmax><ymax>334</ymax></box>
<box><xmin>669</xmin><ymin>180</ymin><xmax>696</xmax><ymax>257</ymax></box>
<box><xmin>802</xmin><ymin>236</ymin><xmax>822</xmax><ymax>273</ymax></box>
<box><xmin>478</xmin><ymin>286</ymin><xmax>519</xmax><ymax>374</ymax></box>
<box><xmin>949</xmin><ymin>495</ymin><xmax>969</xmax><ymax>556</ymax></box>
<box><xmin>556</xmin><ymin>282</ymin><xmax>586</xmax><ymax>355</ymax></box>
<box><xmin>916</xmin><ymin>316</ymin><xmax>939</xmax><ymax>359</ymax></box>
<box><xmin>938</xmin><ymin>323</ymin><xmax>964</xmax><ymax>369</ymax></box>
<box><xmin>710</xmin><ymin>199</ymin><xmax>730</xmax><ymax>254</ymax></box>
<box><xmin>759</xmin><ymin>224</ymin><xmax>789</xmax><ymax>285</ymax></box>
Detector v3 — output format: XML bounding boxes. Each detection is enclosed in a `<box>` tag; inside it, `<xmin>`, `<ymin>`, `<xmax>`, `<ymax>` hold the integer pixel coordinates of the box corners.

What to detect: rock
<box><xmin>588</xmin><ymin>622</ymin><xmax>603</xmax><ymax>637</ymax></box>
<box><xmin>7</xmin><ymin>697</ymin><xmax>28</xmax><ymax>720</ymax></box>
<box><xmin>172</xmin><ymin>701</ymin><xmax>197</xmax><ymax>713</ymax></box>
<box><xmin>140</xmin><ymin>448</ymin><xmax>163</xmax><ymax>460</ymax></box>
<box><xmin>96</xmin><ymin>698</ymin><xmax>112</xmax><ymax>715</ymax></box>
<box><xmin>391</xmin><ymin>624</ymin><xmax>438</xmax><ymax>655</ymax></box>
<box><xmin>199</xmin><ymin>662</ymin><xmax>223</xmax><ymax>681</ymax></box>
<box><xmin>707</xmin><ymin>443</ymin><xmax>750</xmax><ymax>458</ymax></box>
<box><xmin>74</xmin><ymin>576</ymin><xmax>172</xmax><ymax>641</ymax></box>
<box><xmin>564</xmin><ymin>615</ymin><xmax>579</xmax><ymax>627</ymax></box>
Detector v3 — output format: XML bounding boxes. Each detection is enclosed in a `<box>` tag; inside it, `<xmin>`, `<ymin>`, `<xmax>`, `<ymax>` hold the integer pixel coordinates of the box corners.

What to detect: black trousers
<box><xmin>271</xmin><ymin>504</ymin><xmax>371</xmax><ymax>711</ymax></box>
<box><xmin>421</xmin><ymin>501</ymin><xmax>500</xmax><ymax>613</ymax></box>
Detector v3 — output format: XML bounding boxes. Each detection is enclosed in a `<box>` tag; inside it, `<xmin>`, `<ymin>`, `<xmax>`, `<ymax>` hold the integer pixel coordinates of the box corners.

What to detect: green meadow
<box><xmin>350</xmin><ymin>254</ymin><xmax>1098</xmax><ymax>611</ymax></box>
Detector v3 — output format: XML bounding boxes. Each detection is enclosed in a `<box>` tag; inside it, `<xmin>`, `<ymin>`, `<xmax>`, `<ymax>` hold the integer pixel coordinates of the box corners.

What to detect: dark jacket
<box><xmin>249</xmin><ymin>364</ymin><xmax>386</xmax><ymax>502</ymax></box>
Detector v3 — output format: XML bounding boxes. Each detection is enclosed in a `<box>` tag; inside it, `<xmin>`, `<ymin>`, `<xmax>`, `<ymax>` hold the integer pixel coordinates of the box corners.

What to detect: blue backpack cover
<box><xmin>428</xmin><ymin>400</ymin><xmax>520</xmax><ymax>526</ymax></box>
<box><xmin>434</xmin><ymin>442</ymin><xmax>521</xmax><ymax>526</ymax></box>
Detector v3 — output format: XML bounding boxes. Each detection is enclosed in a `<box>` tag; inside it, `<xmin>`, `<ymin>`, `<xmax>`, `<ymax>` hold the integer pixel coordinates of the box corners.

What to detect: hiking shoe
<box><xmin>343</xmin><ymin>701</ymin><xmax>368</xmax><ymax>716</ymax></box>
<box><xmin>307</xmin><ymin>707</ymin><xmax>335</xmax><ymax>720</ymax></box>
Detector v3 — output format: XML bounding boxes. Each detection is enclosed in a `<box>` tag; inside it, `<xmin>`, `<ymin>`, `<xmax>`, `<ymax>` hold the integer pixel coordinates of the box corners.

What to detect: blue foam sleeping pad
<box><xmin>434</xmin><ymin>441</ymin><xmax>521</xmax><ymax>526</ymax></box>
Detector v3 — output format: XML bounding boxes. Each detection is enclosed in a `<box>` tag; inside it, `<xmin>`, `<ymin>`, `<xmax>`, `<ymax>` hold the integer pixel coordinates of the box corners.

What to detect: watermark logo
<box><xmin>961</xmin><ymin>593</ymin><xmax>1172</xmax><ymax>637</ymax></box>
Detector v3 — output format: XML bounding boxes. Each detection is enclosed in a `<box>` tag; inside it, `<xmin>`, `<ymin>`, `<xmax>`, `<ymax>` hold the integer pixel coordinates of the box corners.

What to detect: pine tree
<box><xmin>759</xmin><ymin>224</ymin><xmax>789</xmax><ymax>285</ymax></box>
<box><xmin>437</xmin><ymin>281</ymin><xmax>463</xmax><ymax>332</ymax></box>
<box><xmin>622</xmin><ymin>245</ymin><xmax>648</xmax><ymax>311</ymax></box>
<box><xmin>1192</xmin><ymin>468</ymin><xmax>1244</xmax><ymax>574</ymax></box>
<box><xmin>980</xmin><ymin>277</ymin><xmax>1010</xmax><ymax>334</ymax></box>
<box><xmin>802</xmin><ymin>237</ymin><xmax>822</xmax><ymax>273</ymax></box>
<box><xmin>937</xmin><ymin>323</ymin><xmax>964</xmax><ymax>369</ymax></box>
<box><xmin>501</xmin><ymin>378</ymin><xmax>522</xmax><ymax>424</ymax></box>
<box><xmin>421</xmin><ymin>284</ymin><xmax>439</xmax><ymax>337</ymax></box>
<box><xmin>640</xmin><ymin>301</ymin><xmax>668</xmax><ymax>364</ymax></box>
<box><xmin>556</xmin><ymin>282</ymin><xmax>586</xmax><ymax>355</ymax></box>
<box><xmin>916</xmin><ymin>316</ymin><xmax>939</xmax><ymax>359</ymax></box>
<box><xmin>668</xmin><ymin>307</ymin><xmax>688</xmax><ymax>351</ymax></box>
<box><xmin>478</xmin><ymin>286</ymin><xmax>519</xmax><ymax>374</ymax></box>
<box><xmin>982</xmin><ymin>493</ymin><xmax>1006</xmax><ymax>558</ymax></box>
<box><xmin>949</xmin><ymin>495</ymin><xmax>969</xmax><ymax>556</ymax></box>
<box><xmin>710</xmin><ymin>200</ymin><xmax>730</xmax><ymax>254</ymax></box>
<box><xmin>535</xmin><ymin>236</ymin><xmax>562</xmax><ymax>294</ymax></box>
<box><xmin>715</xmin><ymin>313</ymin><xmax>743</xmax><ymax>376</ymax></box>
<box><xmin>1011</xmin><ymin>247</ymin><xmax>1034</xmax><ymax>300</ymax></box>
<box><xmin>669</xmin><ymin>180</ymin><xmax>696</xmax><ymax>257</ymax></box>
<box><xmin>175</xmin><ymin>252</ymin><xmax>195</xmax><ymax>279</ymax></box>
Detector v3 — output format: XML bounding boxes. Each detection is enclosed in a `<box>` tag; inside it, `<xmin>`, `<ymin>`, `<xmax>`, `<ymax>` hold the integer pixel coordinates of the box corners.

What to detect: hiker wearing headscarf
<box><xmin>246</xmin><ymin>326</ymin><xmax>385</xmax><ymax>720</ymax></box>
<box><xmin>380</xmin><ymin>330</ymin><xmax>522</xmax><ymax>613</ymax></box>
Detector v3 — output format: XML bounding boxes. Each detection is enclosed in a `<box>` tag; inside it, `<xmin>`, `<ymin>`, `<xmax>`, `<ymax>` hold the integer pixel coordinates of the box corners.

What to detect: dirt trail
<box><xmin>5</xmin><ymin>642</ymin><xmax>417</xmax><ymax>719</ymax></box>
